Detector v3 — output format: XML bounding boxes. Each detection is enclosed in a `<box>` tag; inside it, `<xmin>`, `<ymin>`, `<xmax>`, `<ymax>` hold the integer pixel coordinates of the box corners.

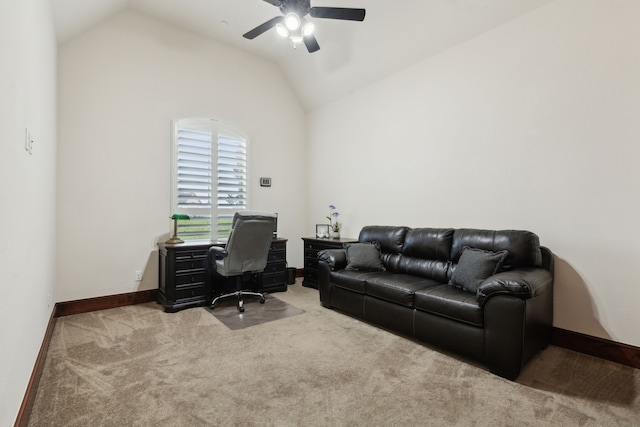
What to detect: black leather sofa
<box><xmin>317</xmin><ymin>226</ymin><xmax>554</xmax><ymax>380</ymax></box>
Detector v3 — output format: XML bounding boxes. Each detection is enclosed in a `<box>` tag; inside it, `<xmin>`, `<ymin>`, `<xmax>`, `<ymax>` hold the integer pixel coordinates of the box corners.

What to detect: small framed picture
<box><xmin>260</xmin><ymin>177</ymin><xmax>271</xmax><ymax>187</ymax></box>
<box><xmin>316</xmin><ymin>224</ymin><xmax>330</xmax><ymax>239</ymax></box>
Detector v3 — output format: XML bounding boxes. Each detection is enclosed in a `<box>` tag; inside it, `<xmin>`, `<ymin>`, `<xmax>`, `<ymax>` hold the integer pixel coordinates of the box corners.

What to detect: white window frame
<box><xmin>170</xmin><ymin>118</ymin><xmax>250</xmax><ymax>241</ymax></box>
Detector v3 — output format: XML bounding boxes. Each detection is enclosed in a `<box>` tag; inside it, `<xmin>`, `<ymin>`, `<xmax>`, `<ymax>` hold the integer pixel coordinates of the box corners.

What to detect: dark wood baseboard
<box><xmin>296</xmin><ymin>268</ymin><xmax>304</xmax><ymax>277</ymax></box>
<box><xmin>55</xmin><ymin>289</ymin><xmax>158</xmax><ymax>317</ymax></box>
<box><xmin>14</xmin><ymin>306</ymin><xmax>58</xmax><ymax>427</ymax></box>
<box><xmin>552</xmin><ymin>327</ymin><xmax>640</xmax><ymax>369</ymax></box>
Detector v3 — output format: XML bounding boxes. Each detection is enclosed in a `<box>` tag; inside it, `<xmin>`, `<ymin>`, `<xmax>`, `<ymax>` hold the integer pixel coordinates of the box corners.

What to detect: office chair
<box><xmin>209</xmin><ymin>211</ymin><xmax>277</xmax><ymax>313</ymax></box>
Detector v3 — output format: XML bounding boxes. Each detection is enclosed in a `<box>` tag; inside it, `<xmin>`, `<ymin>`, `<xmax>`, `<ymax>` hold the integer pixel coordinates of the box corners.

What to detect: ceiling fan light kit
<box><xmin>301</xmin><ymin>21</ymin><xmax>314</xmax><ymax>36</ymax></box>
<box><xmin>276</xmin><ymin>15</ymin><xmax>315</xmax><ymax>49</ymax></box>
<box><xmin>284</xmin><ymin>13</ymin><xmax>301</xmax><ymax>31</ymax></box>
<box><xmin>243</xmin><ymin>0</ymin><xmax>366</xmax><ymax>53</ymax></box>
<box><xmin>276</xmin><ymin>23</ymin><xmax>289</xmax><ymax>37</ymax></box>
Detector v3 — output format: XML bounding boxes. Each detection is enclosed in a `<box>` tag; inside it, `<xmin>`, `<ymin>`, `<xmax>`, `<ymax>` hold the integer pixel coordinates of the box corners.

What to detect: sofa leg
<box><xmin>489</xmin><ymin>366</ymin><xmax>520</xmax><ymax>381</ymax></box>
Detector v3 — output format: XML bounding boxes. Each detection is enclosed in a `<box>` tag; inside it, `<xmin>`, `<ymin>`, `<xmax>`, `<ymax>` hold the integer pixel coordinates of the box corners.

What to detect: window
<box><xmin>171</xmin><ymin>118</ymin><xmax>248</xmax><ymax>241</ymax></box>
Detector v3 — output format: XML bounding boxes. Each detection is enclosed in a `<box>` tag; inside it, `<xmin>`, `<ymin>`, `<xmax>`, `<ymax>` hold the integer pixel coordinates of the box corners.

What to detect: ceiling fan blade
<box><xmin>309</xmin><ymin>7</ymin><xmax>366</xmax><ymax>21</ymax></box>
<box><xmin>243</xmin><ymin>16</ymin><xmax>284</xmax><ymax>39</ymax></box>
<box><xmin>304</xmin><ymin>34</ymin><xmax>320</xmax><ymax>53</ymax></box>
<box><xmin>262</xmin><ymin>0</ymin><xmax>282</xmax><ymax>6</ymax></box>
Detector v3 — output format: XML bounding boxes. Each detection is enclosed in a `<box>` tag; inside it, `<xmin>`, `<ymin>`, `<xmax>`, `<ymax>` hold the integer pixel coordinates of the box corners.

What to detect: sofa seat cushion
<box><xmin>330</xmin><ymin>270</ymin><xmax>384</xmax><ymax>294</ymax></box>
<box><xmin>414</xmin><ymin>284</ymin><xmax>483</xmax><ymax>327</ymax></box>
<box><xmin>365</xmin><ymin>274</ymin><xmax>441</xmax><ymax>307</ymax></box>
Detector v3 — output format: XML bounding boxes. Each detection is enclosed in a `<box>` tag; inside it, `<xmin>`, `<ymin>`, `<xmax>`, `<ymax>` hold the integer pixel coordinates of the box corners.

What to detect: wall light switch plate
<box><xmin>24</xmin><ymin>128</ymin><xmax>33</xmax><ymax>155</ymax></box>
<box><xmin>260</xmin><ymin>177</ymin><xmax>271</xmax><ymax>187</ymax></box>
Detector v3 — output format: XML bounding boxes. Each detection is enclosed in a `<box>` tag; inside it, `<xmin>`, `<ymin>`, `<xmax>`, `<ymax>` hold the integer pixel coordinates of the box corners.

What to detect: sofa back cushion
<box><xmin>403</xmin><ymin>228</ymin><xmax>454</xmax><ymax>261</ymax></box>
<box><xmin>386</xmin><ymin>257</ymin><xmax>450</xmax><ymax>283</ymax></box>
<box><xmin>359</xmin><ymin>226</ymin><xmax>408</xmax><ymax>254</ymax></box>
<box><xmin>451</xmin><ymin>229</ymin><xmax>542</xmax><ymax>271</ymax></box>
<box><xmin>359</xmin><ymin>227</ymin><xmax>453</xmax><ymax>283</ymax></box>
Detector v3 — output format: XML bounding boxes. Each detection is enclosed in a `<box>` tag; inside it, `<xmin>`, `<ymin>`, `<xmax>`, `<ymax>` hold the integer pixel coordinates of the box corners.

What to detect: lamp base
<box><xmin>165</xmin><ymin>236</ymin><xmax>184</xmax><ymax>245</ymax></box>
<box><xmin>166</xmin><ymin>217</ymin><xmax>185</xmax><ymax>244</ymax></box>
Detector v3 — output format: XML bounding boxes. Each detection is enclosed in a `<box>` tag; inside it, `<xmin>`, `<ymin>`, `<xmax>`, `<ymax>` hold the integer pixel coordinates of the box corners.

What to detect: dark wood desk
<box><xmin>301</xmin><ymin>237</ymin><xmax>357</xmax><ymax>289</ymax></box>
<box><xmin>157</xmin><ymin>238</ymin><xmax>287</xmax><ymax>312</ymax></box>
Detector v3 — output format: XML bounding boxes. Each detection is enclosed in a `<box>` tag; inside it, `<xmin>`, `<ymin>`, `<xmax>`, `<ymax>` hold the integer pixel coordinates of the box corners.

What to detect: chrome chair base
<box><xmin>211</xmin><ymin>290</ymin><xmax>266</xmax><ymax>313</ymax></box>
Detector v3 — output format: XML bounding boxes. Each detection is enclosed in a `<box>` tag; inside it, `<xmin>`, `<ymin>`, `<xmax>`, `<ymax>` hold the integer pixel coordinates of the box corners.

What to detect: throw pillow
<box><xmin>345</xmin><ymin>242</ymin><xmax>386</xmax><ymax>272</ymax></box>
<box><xmin>450</xmin><ymin>247</ymin><xmax>507</xmax><ymax>293</ymax></box>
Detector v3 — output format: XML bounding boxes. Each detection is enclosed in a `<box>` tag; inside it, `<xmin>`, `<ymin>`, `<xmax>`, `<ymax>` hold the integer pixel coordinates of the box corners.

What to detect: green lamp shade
<box><xmin>166</xmin><ymin>214</ymin><xmax>190</xmax><ymax>245</ymax></box>
<box><xmin>170</xmin><ymin>214</ymin><xmax>190</xmax><ymax>220</ymax></box>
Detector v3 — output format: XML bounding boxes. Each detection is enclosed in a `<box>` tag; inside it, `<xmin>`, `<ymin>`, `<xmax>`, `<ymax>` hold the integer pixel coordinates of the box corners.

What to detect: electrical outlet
<box><xmin>135</xmin><ymin>271</ymin><xmax>142</xmax><ymax>281</ymax></box>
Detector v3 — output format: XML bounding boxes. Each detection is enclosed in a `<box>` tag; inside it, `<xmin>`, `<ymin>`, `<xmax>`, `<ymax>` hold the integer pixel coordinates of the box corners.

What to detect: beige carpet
<box><xmin>29</xmin><ymin>281</ymin><xmax>640</xmax><ymax>426</ymax></box>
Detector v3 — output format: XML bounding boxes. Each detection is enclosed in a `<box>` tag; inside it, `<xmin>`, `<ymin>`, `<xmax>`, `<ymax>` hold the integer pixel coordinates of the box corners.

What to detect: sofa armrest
<box><xmin>317</xmin><ymin>249</ymin><xmax>347</xmax><ymax>271</ymax></box>
<box><xmin>477</xmin><ymin>268</ymin><xmax>553</xmax><ymax>306</ymax></box>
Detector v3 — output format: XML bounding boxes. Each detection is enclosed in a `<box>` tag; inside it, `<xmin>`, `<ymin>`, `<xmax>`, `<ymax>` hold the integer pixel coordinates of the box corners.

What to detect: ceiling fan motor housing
<box><xmin>279</xmin><ymin>0</ymin><xmax>311</xmax><ymax>17</ymax></box>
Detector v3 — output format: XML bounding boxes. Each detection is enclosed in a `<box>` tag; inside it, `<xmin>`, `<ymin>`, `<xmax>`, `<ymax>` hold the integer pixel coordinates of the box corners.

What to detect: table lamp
<box><xmin>166</xmin><ymin>213</ymin><xmax>190</xmax><ymax>244</ymax></box>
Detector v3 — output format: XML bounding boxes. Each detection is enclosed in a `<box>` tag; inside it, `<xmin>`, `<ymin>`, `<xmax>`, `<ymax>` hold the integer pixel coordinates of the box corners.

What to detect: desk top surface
<box><xmin>159</xmin><ymin>237</ymin><xmax>287</xmax><ymax>249</ymax></box>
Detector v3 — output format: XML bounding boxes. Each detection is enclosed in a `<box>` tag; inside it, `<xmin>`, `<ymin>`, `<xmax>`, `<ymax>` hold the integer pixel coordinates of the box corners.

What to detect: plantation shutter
<box><xmin>175</xmin><ymin>127</ymin><xmax>213</xmax><ymax>239</ymax></box>
<box><xmin>215</xmin><ymin>129</ymin><xmax>247</xmax><ymax>239</ymax></box>
<box><xmin>173</xmin><ymin>119</ymin><xmax>248</xmax><ymax>241</ymax></box>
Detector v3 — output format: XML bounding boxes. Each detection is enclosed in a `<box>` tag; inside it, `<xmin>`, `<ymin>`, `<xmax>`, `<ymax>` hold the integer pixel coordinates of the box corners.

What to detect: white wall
<box><xmin>56</xmin><ymin>10</ymin><xmax>307</xmax><ymax>302</ymax></box>
<box><xmin>0</xmin><ymin>0</ymin><xmax>57</xmax><ymax>424</ymax></box>
<box><xmin>308</xmin><ymin>0</ymin><xmax>640</xmax><ymax>347</ymax></box>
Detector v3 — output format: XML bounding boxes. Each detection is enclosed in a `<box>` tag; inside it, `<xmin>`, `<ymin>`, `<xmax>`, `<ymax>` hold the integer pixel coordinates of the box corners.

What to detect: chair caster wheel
<box><xmin>260</xmin><ymin>297</ymin><xmax>265</xmax><ymax>304</ymax></box>
<box><xmin>239</xmin><ymin>306</ymin><xmax>245</xmax><ymax>313</ymax></box>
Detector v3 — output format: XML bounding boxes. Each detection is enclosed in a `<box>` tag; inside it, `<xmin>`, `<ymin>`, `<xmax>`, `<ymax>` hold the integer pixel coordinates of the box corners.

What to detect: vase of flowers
<box><xmin>326</xmin><ymin>205</ymin><xmax>341</xmax><ymax>239</ymax></box>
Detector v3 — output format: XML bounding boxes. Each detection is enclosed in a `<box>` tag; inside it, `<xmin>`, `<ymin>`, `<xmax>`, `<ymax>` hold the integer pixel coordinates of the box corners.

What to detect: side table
<box><xmin>301</xmin><ymin>237</ymin><xmax>357</xmax><ymax>289</ymax></box>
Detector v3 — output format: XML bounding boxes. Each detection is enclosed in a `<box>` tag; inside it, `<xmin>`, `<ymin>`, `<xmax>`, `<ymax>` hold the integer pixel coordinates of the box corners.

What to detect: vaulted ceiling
<box><xmin>51</xmin><ymin>0</ymin><xmax>553</xmax><ymax>111</ymax></box>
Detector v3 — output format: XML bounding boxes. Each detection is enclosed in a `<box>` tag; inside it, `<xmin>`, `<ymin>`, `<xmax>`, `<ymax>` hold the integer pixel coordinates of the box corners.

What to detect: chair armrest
<box><xmin>209</xmin><ymin>246</ymin><xmax>228</xmax><ymax>259</ymax></box>
<box><xmin>318</xmin><ymin>249</ymin><xmax>347</xmax><ymax>271</ymax></box>
<box><xmin>477</xmin><ymin>268</ymin><xmax>553</xmax><ymax>306</ymax></box>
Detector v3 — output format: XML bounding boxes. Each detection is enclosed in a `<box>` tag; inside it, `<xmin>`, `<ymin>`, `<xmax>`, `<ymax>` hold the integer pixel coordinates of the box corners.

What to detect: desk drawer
<box><xmin>262</xmin><ymin>272</ymin><xmax>286</xmax><ymax>287</ymax></box>
<box><xmin>175</xmin><ymin>258</ymin><xmax>206</xmax><ymax>273</ymax></box>
<box><xmin>175</xmin><ymin>249</ymin><xmax>208</xmax><ymax>261</ymax></box>
<box><xmin>304</xmin><ymin>249</ymin><xmax>320</xmax><ymax>259</ymax></box>
<box><xmin>264</xmin><ymin>262</ymin><xmax>286</xmax><ymax>275</ymax></box>
<box><xmin>304</xmin><ymin>269</ymin><xmax>318</xmax><ymax>282</ymax></box>
<box><xmin>307</xmin><ymin>256</ymin><xmax>325</xmax><ymax>269</ymax></box>
<box><xmin>268</xmin><ymin>250</ymin><xmax>286</xmax><ymax>263</ymax></box>
<box><xmin>175</xmin><ymin>271</ymin><xmax>206</xmax><ymax>286</ymax></box>
<box><xmin>270</xmin><ymin>241</ymin><xmax>286</xmax><ymax>251</ymax></box>
<box><xmin>305</xmin><ymin>242</ymin><xmax>344</xmax><ymax>251</ymax></box>
<box><xmin>175</xmin><ymin>284</ymin><xmax>207</xmax><ymax>300</ymax></box>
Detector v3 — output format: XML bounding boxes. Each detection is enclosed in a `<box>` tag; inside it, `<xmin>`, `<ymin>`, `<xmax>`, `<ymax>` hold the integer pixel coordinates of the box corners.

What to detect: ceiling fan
<box><xmin>243</xmin><ymin>0</ymin><xmax>366</xmax><ymax>53</ymax></box>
